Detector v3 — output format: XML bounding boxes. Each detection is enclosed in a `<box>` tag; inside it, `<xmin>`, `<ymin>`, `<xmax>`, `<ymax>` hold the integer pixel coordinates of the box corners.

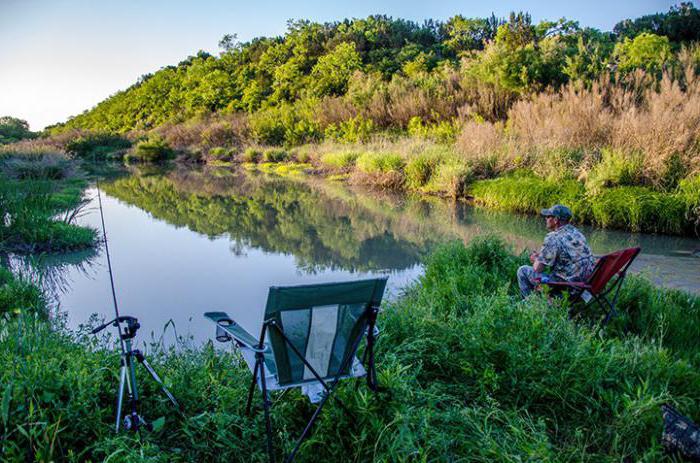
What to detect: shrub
<box><xmin>126</xmin><ymin>137</ymin><xmax>174</xmax><ymax>163</ymax></box>
<box><xmin>424</xmin><ymin>159</ymin><xmax>472</xmax><ymax>198</ymax></box>
<box><xmin>262</xmin><ymin>148</ymin><xmax>289</xmax><ymax>163</ymax></box>
<box><xmin>65</xmin><ymin>133</ymin><xmax>131</xmax><ymax>160</ymax></box>
<box><xmin>324</xmin><ymin>115</ymin><xmax>376</xmax><ymax>143</ymax></box>
<box><xmin>240</xmin><ymin>147</ymin><xmax>262</xmax><ymax>163</ymax></box>
<box><xmin>585</xmin><ymin>149</ymin><xmax>645</xmax><ymax>193</ymax></box>
<box><xmin>320</xmin><ymin>150</ymin><xmax>359</xmax><ymax>169</ymax></box>
<box><xmin>1</xmin><ymin>155</ymin><xmax>74</xmax><ymax>180</ymax></box>
<box><xmin>407</xmin><ymin>116</ymin><xmax>462</xmax><ymax>143</ymax></box>
<box><xmin>405</xmin><ymin>153</ymin><xmax>437</xmax><ymax>189</ymax></box>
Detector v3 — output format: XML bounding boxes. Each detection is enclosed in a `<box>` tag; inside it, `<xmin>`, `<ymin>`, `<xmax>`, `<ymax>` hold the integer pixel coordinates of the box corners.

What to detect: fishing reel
<box><xmin>91</xmin><ymin>315</ymin><xmax>141</xmax><ymax>340</ymax></box>
<box><xmin>123</xmin><ymin>413</ymin><xmax>152</xmax><ymax>432</ymax></box>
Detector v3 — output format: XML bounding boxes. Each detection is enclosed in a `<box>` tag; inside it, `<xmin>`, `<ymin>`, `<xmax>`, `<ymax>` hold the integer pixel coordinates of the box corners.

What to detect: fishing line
<box><xmin>95</xmin><ymin>177</ymin><xmax>121</xmax><ymax>321</ymax></box>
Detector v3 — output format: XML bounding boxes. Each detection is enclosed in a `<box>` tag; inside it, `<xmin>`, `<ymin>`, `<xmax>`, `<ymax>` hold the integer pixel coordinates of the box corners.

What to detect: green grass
<box><xmin>3</xmin><ymin>236</ymin><xmax>700</xmax><ymax>461</ymax></box>
<box><xmin>0</xmin><ymin>178</ymin><xmax>97</xmax><ymax>253</ymax></box>
<box><xmin>355</xmin><ymin>151</ymin><xmax>405</xmax><ymax>174</ymax></box>
<box><xmin>319</xmin><ymin>150</ymin><xmax>359</xmax><ymax>169</ymax></box>
<box><xmin>469</xmin><ymin>173</ymin><xmax>697</xmax><ymax>235</ymax></box>
<box><xmin>262</xmin><ymin>148</ymin><xmax>289</xmax><ymax>163</ymax></box>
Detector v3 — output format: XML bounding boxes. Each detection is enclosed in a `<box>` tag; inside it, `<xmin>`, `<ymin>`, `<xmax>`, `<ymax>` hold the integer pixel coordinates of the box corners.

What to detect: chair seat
<box><xmin>238</xmin><ymin>347</ymin><xmax>367</xmax><ymax>391</ymax></box>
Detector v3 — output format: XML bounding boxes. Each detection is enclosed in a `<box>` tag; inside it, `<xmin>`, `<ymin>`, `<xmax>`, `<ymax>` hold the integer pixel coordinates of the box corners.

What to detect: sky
<box><xmin>0</xmin><ymin>0</ymin><xmax>685</xmax><ymax>130</ymax></box>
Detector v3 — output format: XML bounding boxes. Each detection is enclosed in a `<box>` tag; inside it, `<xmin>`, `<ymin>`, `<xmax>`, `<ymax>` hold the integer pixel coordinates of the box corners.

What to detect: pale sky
<box><xmin>0</xmin><ymin>0</ymin><xmax>683</xmax><ymax>130</ymax></box>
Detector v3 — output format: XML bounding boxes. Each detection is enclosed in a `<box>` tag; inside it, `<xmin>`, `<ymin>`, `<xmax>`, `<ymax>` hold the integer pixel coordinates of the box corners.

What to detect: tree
<box><xmin>219</xmin><ymin>33</ymin><xmax>240</xmax><ymax>53</ymax></box>
<box><xmin>614</xmin><ymin>3</ymin><xmax>700</xmax><ymax>43</ymax></box>
<box><xmin>442</xmin><ymin>15</ymin><xmax>502</xmax><ymax>55</ymax></box>
<box><xmin>0</xmin><ymin>116</ymin><xmax>36</xmax><ymax>144</ymax></box>
<box><xmin>310</xmin><ymin>42</ymin><xmax>362</xmax><ymax>97</ymax></box>
<box><xmin>613</xmin><ymin>32</ymin><xmax>673</xmax><ymax>75</ymax></box>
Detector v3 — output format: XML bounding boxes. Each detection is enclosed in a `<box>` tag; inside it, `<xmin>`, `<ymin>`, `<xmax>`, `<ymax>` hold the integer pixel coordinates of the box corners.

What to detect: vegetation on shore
<box><xmin>2</xmin><ymin>149</ymin><xmax>700</xmax><ymax>460</ymax></box>
<box><xmin>0</xmin><ymin>152</ymin><xmax>97</xmax><ymax>253</ymax></box>
<box><xmin>3</xmin><ymin>4</ymin><xmax>699</xmax><ymax>235</ymax></box>
<box><xmin>2</xmin><ymin>235</ymin><xmax>700</xmax><ymax>461</ymax></box>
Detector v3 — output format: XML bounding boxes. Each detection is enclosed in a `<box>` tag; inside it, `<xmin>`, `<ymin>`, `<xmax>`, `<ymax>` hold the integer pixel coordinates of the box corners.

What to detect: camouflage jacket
<box><xmin>538</xmin><ymin>224</ymin><xmax>594</xmax><ymax>282</ymax></box>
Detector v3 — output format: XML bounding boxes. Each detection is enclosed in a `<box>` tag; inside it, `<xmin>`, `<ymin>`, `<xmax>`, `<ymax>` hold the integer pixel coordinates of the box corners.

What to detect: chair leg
<box><xmin>259</xmin><ymin>354</ymin><xmax>275</xmax><ymax>463</ymax></box>
<box><xmin>245</xmin><ymin>359</ymin><xmax>260</xmax><ymax>416</ymax></box>
<box><xmin>285</xmin><ymin>390</ymin><xmax>333</xmax><ymax>463</ymax></box>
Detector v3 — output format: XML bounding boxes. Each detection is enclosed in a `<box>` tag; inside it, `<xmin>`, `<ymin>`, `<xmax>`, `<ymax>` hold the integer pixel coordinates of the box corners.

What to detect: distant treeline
<box><xmin>50</xmin><ymin>3</ymin><xmax>700</xmax><ymax>145</ymax></box>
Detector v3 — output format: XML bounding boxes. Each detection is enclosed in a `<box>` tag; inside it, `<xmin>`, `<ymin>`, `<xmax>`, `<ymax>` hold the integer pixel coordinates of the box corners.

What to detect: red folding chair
<box><xmin>539</xmin><ymin>247</ymin><xmax>641</xmax><ymax>326</ymax></box>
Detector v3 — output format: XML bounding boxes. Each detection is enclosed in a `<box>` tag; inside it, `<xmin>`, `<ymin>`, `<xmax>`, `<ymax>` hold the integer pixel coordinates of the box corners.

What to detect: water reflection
<box><xmin>39</xmin><ymin>165</ymin><xmax>699</xmax><ymax>346</ymax></box>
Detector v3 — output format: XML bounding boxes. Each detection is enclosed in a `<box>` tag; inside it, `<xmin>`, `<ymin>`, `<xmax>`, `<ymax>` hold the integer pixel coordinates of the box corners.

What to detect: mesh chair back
<box><xmin>588</xmin><ymin>247</ymin><xmax>641</xmax><ymax>294</ymax></box>
<box><xmin>263</xmin><ymin>278</ymin><xmax>387</xmax><ymax>387</ymax></box>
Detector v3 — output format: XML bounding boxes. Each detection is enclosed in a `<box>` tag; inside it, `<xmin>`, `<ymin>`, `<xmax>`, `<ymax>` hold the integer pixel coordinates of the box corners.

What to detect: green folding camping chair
<box><xmin>205</xmin><ymin>277</ymin><xmax>388</xmax><ymax>463</ymax></box>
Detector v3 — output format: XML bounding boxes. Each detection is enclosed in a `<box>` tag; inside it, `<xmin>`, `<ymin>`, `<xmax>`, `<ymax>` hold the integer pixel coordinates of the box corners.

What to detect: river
<box><xmin>16</xmin><ymin>165</ymin><xmax>700</xmax><ymax>347</ymax></box>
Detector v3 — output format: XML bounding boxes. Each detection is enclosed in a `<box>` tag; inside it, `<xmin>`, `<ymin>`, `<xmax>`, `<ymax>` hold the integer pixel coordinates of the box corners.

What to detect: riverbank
<box><xmin>2</xmin><ymin>231</ymin><xmax>700</xmax><ymax>460</ymax></box>
<box><xmin>198</xmin><ymin>140</ymin><xmax>700</xmax><ymax>236</ymax></box>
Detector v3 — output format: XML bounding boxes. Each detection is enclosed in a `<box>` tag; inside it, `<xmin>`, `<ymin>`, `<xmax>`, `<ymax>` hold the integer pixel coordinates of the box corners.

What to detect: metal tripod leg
<box><xmin>116</xmin><ymin>363</ymin><xmax>127</xmax><ymax>432</ymax></box>
<box><xmin>140</xmin><ymin>357</ymin><xmax>180</xmax><ymax>409</ymax></box>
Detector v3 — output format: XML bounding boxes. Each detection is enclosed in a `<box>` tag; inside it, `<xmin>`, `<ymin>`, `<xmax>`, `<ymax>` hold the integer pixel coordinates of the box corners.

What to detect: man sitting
<box><xmin>517</xmin><ymin>204</ymin><xmax>594</xmax><ymax>298</ymax></box>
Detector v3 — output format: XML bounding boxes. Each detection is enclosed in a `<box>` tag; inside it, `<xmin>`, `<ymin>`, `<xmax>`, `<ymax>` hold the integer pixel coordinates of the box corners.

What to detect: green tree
<box><xmin>310</xmin><ymin>42</ymin><xmax>362</xmax><ymax>97</ymax></box>
<box><xmin>613</xmin><ymin>32</ymin><xmax>673</xmax><ymax>75</ymax></box>
<box><xmin>0</xmin><ymin>116</ymin><xmax>36</xmax><ymax>144</ymax></box>
<box><xmin>614</xmin><ymin>2</ymin><xmax>700</xmax><ymax>43</ymax></box>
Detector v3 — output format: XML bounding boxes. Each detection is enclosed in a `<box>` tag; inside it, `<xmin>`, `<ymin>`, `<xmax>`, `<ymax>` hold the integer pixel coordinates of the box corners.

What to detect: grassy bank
<box><xmin>0</xmin><ymin>152</ymin><xmax>98</xmax><ymax>253</ymax></box>
<box><xmin>2</xmin><ymin>235</ymin><xmax>700</xmax><ymax>461</ymax></box>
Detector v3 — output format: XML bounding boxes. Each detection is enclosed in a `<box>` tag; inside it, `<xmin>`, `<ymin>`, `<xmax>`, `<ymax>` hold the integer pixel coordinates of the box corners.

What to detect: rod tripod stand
<box><xmin>92</xmin><ymin>316</ymin><xmax>180</xmax><ymax>432</ymax></box>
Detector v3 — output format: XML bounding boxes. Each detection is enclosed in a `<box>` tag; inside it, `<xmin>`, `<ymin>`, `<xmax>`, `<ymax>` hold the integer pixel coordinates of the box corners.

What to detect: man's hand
<box><xmin>529</xmin><ymin>251</ymin><xmax>539</xmax><ymax>264</ymax></box>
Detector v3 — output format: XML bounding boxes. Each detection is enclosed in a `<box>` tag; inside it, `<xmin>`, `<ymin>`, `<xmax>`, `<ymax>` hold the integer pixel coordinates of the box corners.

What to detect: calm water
<box><xmin>19</xmin><ymin>165</ymin><xmax>700</xmax><ymax>346</ymax></box>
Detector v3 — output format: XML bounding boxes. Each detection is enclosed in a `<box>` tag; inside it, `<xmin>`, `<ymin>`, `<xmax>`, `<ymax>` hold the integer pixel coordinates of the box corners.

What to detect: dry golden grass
<box><xmin>455</xmin><ymin>64</ymin><xmax>700</xmax><ymax>188</ymax></box>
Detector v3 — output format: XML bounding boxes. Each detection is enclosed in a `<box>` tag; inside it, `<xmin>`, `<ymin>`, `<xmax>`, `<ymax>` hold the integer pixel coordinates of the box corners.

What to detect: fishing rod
<box><xmin>90</xmin><ymin>176</ymin><xmax>180</xmax><ymax>432</ymax></box>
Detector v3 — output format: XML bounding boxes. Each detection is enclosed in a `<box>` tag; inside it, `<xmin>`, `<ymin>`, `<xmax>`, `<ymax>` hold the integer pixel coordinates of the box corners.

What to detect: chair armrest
<box><xmin>541</xmin><ymin>281</ymin><xmax>591</xmax><ymax>289</ymax></box>
<box><xmin>204</xmin><ymin>311</ymin><xmax>267</xmax><ymax>352</ymax></box>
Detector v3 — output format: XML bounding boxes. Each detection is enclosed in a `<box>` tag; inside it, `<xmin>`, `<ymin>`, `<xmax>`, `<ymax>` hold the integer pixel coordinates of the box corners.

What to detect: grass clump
<box><xmin>125</xmin><ymin>137</ymin><xmax>174</xmax><ymax>163</ymax></box>
<box><xmin>0</xmin><ymin>267</ymin><xmax>45</xmax><ymax>317</ymax></box>
<box><xmin>320</xmin><ymin>150</ymin><xmax>359</xmax><ymax>169</ymax></box>
<box><xmin>469</xmin><ymin>172</ymin><xmax>585</xmax><ymax>215</ymax></box>
<box><xmin>241</xmin><ymin>147</ymin><xmax>262</xmax><ymax>163</ymax></box>
<box><xmin>356</xmin><ymin>151</ymin><xmax>405</xmax><ymax>174</ymax></box>
<box><xmin>679</xmin><ymin>174</ymin><xmax>700</xmax><ymax>234</ymax></box>
<box><xmin>0</xmin><ymin>177</ymin><xmax>97</xmax><ymax>253</ymax></box>
<box><xmin>585</xmin><ymin>149</ymin><xmax>645</xmax><ymax>194</ymax></box>
<box><xmin>262</xmin><ymin>147</ymin><xmax>289</xmax><ymax>163</ymax></box>
<box><xmin>590</xmin><ymin>186</ymin><xmax>688</xmax><ymax>233</ymax></box>
<box><xmin>207</xmin><ymin>146</ymin><xmax>234</xmax><ymax>162</ymax></box>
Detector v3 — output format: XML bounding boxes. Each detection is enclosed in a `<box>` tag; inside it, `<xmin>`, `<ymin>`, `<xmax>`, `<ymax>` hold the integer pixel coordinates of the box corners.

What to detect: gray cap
<box><xmin>540</xmin><ymin>204</ymin><xmax>572</xmax><ymax>220</ymax></box>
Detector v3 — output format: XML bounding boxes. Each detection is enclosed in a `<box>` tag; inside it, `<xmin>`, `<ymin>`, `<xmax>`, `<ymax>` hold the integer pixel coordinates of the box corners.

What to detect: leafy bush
<box><xmin>585</xmin><ymin>149</ymin><xmax>645</xmax><ymax>193</ymax></box>
<box><xmin>126</xmin><ymin>137</ymin><xmax>174</xmax><ymax>163</ymax></box>
<box><xmin>324</xmin><ymin>115</ymin><xmax>376</xmax><ymax>143</ymax></box>
<box><xmin>407</xmin><ymin>117</ymin><xmax>461</xmax><ymax>143</ymax></box>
